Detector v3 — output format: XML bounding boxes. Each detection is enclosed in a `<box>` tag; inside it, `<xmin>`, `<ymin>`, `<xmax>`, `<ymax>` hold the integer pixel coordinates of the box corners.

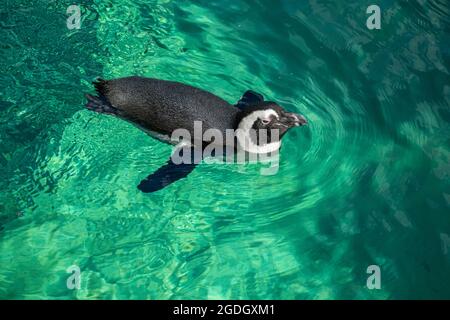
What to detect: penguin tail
<box><xmin>84</xmin><ymin>93</ymin><xmax>118</xmax><ymax>115</ymax></box>
<box><xmin>93</xmin><ymin>78</ymin><xmax>108</xmax><ymax>96</ymax></box>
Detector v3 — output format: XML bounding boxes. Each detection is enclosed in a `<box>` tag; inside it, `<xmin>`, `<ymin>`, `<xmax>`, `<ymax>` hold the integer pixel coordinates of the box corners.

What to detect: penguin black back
<box><xmin>92</xmin><ymin>76</ymin><xmax>240</xmax><ymax>137</ymax></box>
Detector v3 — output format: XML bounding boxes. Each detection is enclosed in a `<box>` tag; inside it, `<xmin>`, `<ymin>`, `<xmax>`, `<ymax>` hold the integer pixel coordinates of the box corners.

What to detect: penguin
<box><xmin>85</xmin><ymin>76</ymin><xmax>307</xmax><ymax>193</ymax></box>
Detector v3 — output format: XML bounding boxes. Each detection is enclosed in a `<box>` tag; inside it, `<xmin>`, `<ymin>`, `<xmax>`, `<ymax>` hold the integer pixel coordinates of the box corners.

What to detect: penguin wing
<box><xmin>137</xmin><ymin>146</ymin><xmax>201</xmax><ymax>193</ymax></box>
<box><xmin>235</xmin><ymin>90</ymin><xmax>264</xmax><ymax>110</ymax></box>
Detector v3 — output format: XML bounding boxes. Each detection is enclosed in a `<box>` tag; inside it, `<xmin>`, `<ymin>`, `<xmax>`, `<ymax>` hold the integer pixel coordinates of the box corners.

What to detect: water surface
<box><xmin>0</xmin><ymin>0</ymin><xmax>449</xmax><ymax>299</ymax></box>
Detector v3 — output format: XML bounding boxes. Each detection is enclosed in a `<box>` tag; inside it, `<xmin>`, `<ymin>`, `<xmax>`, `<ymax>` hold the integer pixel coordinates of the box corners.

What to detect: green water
<box><xmin>1</xmin><ymin>0</ymin><xmax>449</xmax><ymax>299</ymax></box>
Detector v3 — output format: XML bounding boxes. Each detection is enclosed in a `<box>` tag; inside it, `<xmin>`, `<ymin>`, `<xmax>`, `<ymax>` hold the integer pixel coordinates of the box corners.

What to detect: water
<box><xmin>1</xmin><ymin>0</ymin><xmax>449</xmax><ymax>299</ymax></box>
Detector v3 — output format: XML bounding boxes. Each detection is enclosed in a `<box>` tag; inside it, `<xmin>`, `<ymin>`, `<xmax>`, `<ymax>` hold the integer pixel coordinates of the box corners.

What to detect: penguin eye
<box><xmin>261</xmin><ymin>118</ymin><xmax>270</xmax><ymax>125</ymax></box>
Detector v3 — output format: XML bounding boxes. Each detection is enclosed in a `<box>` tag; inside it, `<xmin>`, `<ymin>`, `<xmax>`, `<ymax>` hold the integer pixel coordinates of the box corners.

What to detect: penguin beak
<box><xmin>280</xmin><ymin>112</ymin><xmax>307</xmax><ymax>128</ymax></box>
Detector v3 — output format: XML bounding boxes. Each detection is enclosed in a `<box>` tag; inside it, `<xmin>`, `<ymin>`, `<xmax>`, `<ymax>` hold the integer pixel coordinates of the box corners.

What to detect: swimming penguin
<box><xmin>85</xmin><ymin>76</ymin><xmax>307</xmax><ymax>193</ymax></box>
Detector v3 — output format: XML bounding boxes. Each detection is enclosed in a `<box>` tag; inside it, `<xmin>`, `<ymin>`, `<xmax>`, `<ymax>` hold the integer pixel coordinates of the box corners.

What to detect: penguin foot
<box><xmin>85</xmin><ymin>93</ymin><xmax>118</xmax><ymax>115</ymax></box>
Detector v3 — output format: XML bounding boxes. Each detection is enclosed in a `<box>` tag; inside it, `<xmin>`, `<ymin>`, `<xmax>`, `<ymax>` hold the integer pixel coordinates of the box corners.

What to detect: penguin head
<box><xmin>236</xmin><ymin>102</ymin><xmax>307</xmax><ymax>136</ymax></box>
<box><xmin>235</xmin><ymin>102</ymin><xmax>307</xmax><ymax>153</ymax></box>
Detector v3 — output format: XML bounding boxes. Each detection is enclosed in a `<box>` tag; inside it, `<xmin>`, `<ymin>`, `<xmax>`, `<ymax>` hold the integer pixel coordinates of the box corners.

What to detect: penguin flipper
<box><xmin>137</xmin><ymin>146</ymin><xmax>200</xmax><ymax>193</ymax></box>
<box><xmin>235</xmin><ymin>90</ymin><xmax>264</xmax><ymax>109</ymax></box>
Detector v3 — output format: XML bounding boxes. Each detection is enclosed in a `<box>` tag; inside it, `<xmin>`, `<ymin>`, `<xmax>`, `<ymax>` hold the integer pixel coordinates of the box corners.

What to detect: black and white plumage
<box><xmin>85</xmin><ymin>76</ymin><xmax>307</xmax><ymax>193</ymax></box>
